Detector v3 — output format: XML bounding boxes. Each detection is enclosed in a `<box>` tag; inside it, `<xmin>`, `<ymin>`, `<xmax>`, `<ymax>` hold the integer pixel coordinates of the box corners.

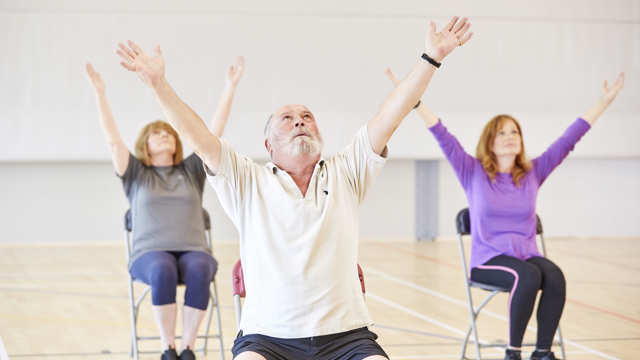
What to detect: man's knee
<box><xmin>233</xmin><ymin>351</ymin><xmax>267</xmax><ymax>360</ymax></box>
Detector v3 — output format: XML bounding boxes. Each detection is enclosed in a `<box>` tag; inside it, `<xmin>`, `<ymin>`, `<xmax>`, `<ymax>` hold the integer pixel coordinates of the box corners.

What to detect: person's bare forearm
<box><xmin>378</xmin><ymin>60</ymin><xmax>436</xmax><ymax>124</ymax></box>
<box><xmin>384</xmin><ymin>67</ymin><xmax>439</xmax><ymax>128</ymax></box>
<box><xmin>210</xmin><ymin>83</ymin><xmax>236</xmax><ymax>137</ymax></box>
<box><xmin>582</xmin><ymin>73</ymin><xmax>625</xmax><ymax>126</ymax></box>
<box><xmin>86</xmin><ymin>62</ymin><xmax>128</xmax><ymax>174</ymax></box>
<box><xmin>93</xmin><ymin>91</ymin><xmax>128</xmax><ymax>174</ymax></box>
<box><xmin>95</xmin><ymin>92</ymin><xmax>124</xmax><ymax>148</ymax></box>
<box><xmin>582</xmin><ymin>97</ymin><xmax>613</xmax><ymax>126</ymax></box>
<box><xmin>368</xmin><ymin>61</ymin><xmax>437</xmax><ymax>154</ymax></box>
<box><xmin>152</xmin><ymin>78</ymin><xmax>221</xmax><ymax>169</ymax></box>
<box><xmin>415</xmin><ymin>101</ymin><xmax>440</xmax><ymax>128</ymax></box>
<box><xmin>368</xmin><ymin>16</ymin><xmax>472</xmax><ymax>154</ymax></box>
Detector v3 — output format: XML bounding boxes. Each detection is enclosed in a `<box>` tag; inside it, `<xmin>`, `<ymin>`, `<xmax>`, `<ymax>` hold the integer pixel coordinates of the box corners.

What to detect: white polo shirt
<box><xmin>206</xmin><ymin>125</ymin><xmax>387</xmax><ymax>338</ymax></box>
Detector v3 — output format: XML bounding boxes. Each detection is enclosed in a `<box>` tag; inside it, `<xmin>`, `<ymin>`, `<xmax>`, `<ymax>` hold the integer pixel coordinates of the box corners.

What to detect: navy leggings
<box><xmin>470</xmin><ymin>255</ymin><xmax>566</xmax><ymax>349</ymax></box>
<box><xmin>130</xmin><ymin>251</ymin><xmax>218</xmax><ymax>310</ymax></box>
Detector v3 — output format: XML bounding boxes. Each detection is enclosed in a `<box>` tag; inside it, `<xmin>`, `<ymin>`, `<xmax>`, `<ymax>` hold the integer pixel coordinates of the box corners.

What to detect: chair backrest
<box><xmin>123</xmin><ymin>208</ymin><xmax>213</xmax><ymax>262</ymax></box>
<box><xmin>456</xmin><ymin>207</ymin><xmax>547</xmax><ymax>279</ymax></box>
<box><xmin>232</xmin><ymin>260</ymin><xmax>246</xmax><ymax>297</ymax></box>
<box><xmin>357</xmin><ymin>264</ymin><xmax>366</xmax><ymax>294</ymax></box>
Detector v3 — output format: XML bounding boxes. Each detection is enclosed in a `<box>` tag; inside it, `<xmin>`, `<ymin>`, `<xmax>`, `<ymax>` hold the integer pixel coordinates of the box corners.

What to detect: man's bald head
<box><xmin>264</xmin><ymin>104</ymin><xmax>323</xmax><ymax>159</ymax></box>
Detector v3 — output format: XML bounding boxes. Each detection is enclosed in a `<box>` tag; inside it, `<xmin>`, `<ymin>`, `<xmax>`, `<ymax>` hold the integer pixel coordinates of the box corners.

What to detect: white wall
<box><xmin>0</xmin><ymin>159</ymin><xmax>415</xmax><ymax>243</ymax></box>
<box><xmin>437</xmin><ymin>158</ymin><xmax>640</xmax><ymax>238</ymax></box>
<box><xmin>1</xmin><ymin>158</ymin><xmax>637</xmax><ymax>245</ymax></box>
<box><xmin>1</xmin><ymin>1</ymin><xmax>638</xmax><ymax>242</ymax></box>
<box><xmin>1</xmin><ymin>1</ymin><xmax>638</xmax><ymax>160</ymax></box>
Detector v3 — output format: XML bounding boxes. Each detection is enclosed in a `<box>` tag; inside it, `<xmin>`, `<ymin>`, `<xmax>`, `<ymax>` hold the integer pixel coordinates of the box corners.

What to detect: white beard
<box><xmin>287</xmin><ymin>136</ymin><xmax>322</xmax><ymax>156</ymax></box>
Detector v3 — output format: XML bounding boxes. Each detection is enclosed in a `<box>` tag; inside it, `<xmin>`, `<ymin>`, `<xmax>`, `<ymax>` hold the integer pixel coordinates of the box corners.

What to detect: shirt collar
<box><xmin>266</xmin><ymin>158</ymin><xmax>326</xmax><ymax>175</ymax></box>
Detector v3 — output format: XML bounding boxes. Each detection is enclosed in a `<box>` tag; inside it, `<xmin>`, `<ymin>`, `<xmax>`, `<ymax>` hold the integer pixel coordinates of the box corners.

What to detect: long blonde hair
<box><xmin>476</xmin><ymin>114</ymin><xmax>531</xmax><ymax>186</ymax></box>
<box><xmin>134</xmin><ymin>120</ymin><xmax>184</xmax><ymax>166</ymax></box>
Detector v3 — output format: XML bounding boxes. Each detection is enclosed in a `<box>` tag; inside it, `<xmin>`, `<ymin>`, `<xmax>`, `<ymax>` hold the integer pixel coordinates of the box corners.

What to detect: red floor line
<box><xmin>376</xmin><ymin>242</ymin><xmax>640</xmax><ymax>326</ymax></box>
<box><xmin>566</xmin><ymin>298</ymin><xmax>640</xmax><ymax>325</ymax></box>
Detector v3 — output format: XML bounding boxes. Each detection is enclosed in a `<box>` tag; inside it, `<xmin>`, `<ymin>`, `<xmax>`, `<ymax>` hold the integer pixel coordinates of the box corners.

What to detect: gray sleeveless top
<box><xmin>120</xmin><ymin>152</ymin><xmax>210</xmax><ymax>268</ymax></box>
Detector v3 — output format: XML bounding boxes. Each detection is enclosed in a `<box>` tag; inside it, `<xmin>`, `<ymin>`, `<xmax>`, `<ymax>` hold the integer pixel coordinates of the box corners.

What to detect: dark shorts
<box><xmin>231</xmin><ymin>327</ymin><xmax>388</xmax><ymax>360</ymax></box>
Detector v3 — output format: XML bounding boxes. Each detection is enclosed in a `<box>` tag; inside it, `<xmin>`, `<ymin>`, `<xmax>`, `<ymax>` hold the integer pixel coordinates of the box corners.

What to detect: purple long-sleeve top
<box><xmin>429</xmin><ymin>118</ymin><xmax>591</xmax><ymax>269</ymax></box>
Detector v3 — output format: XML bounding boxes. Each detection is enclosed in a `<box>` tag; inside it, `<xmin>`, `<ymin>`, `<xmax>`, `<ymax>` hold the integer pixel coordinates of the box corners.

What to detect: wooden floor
<box><xmin>1</xmin><ymin>238</ymin><xmax>638</xmax><ymax>360</ymax></box>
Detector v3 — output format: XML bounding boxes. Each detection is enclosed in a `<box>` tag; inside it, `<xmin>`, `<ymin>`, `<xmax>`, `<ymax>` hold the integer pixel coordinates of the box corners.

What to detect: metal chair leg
<box><xmin>202</xmin><ymin>287</ymin><xmax>215</xmax><ymax>356</ymax></box>
<box><xmin>201</xmin><ymin>280</ymin><xmax>224</xmax><ymax>360</ymax></box>
<box><xmin>458</xmin><ymin>233</ymin><xmax>482</xmax><ymax>360</ymax></box>
<box><xmin>557</xmin><ymin>325</ymin><xmax>567</xmax><ymax>359</ymax></box>
<box><xmin>460</xmin><ymin>324</ymin><xmax>473</xmax><ymax>360</ymax></box>
<box><xmin>212</xmin><ymin>280</ymin><xmax>225</xmax><ymax>360</ymax></box>
<box><xmin>461</xmin><ymin>281</ymin><xmax>482</xmax><ymax>360</ymax></box>
<box><xmin>127</xmin><ymin>279</ymin><xmax>139</xmax><ymax>360</ymax></box>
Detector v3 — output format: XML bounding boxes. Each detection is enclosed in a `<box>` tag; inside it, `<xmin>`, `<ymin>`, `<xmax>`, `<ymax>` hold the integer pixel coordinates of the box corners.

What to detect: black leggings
<box><xmin>470</xmin><ymin>255</ymin><xmax>566</xmax><ymax>349</ymax></box>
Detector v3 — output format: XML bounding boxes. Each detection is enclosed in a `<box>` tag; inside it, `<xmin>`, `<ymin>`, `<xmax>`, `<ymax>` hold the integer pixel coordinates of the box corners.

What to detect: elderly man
<box><xmin>117</xmin><ymin>16</ymin><xmax>472</xmax><ymax>360</ymax></box>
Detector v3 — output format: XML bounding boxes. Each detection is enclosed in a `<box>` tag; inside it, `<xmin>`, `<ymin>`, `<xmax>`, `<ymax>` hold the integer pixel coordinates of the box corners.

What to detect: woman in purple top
<box><xmin>85</xmin><ymin>56</ymin><xmax>245</xmax><ymax>360</ymax></box>
<box><xmin>386</xmin><ymin>69</ymin><xmax>624</xmax><ymax>360</ymax></box>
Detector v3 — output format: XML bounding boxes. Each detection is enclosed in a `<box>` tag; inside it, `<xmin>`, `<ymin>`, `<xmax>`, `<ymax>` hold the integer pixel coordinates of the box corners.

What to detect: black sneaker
<box><xmin>530</xmin><ymin>350</ymin><xmax>560</xmax><ymax>360</ymax></box>
<box><xmin>179</xmin><ymin>348</ymin><xmax>196</xmax><ymax>360</ymax></box>
<box><xmin>505</xmin><ymin>349</ymin><xmax>522</xmax><ymax>360</ymax></box>
<box><xmin>161</xmin><ymin>347</ymin><xmax>178</xmax><ymax>360</ymax></box>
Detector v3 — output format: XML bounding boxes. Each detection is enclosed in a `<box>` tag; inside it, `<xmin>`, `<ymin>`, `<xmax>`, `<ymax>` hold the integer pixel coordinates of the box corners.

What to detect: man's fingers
<box><xmin>116</xmin><ymin>50</ymin><xmax>135</xmax><ymax>67</ymax></box>
<box><xmin>445</xmin><ymin>16</ymin><xmax>459</xmax><ymax>32</ymax></box>
<box><xmin>154</xmin><ymin>45</ymin><xmax>162</xmax><ymax>56</ymax></box>
<box><xmin>429</xmin><ymin>21</ymin><xmax>437</xmax><ymax>37</ymax></box>
<box><xmin>117</xmin><ymin>44</ymin><xmax>135</xmax><ymax>62</ymax></box>
<box><xmin>460</xmin><ymin>32</ymin><xmax>473</xmax><ymax>46</ymax></box>
<box><xmin>119</xmin><ymin>61</ymin><xmax>136</xmax><ymax>72</ymax></box>
<box><xmin>127</xmin><ymin>40</ymin><xmax>144</xmax><ymax>56</ymax></box>
<box><xmin>456</xmin><ymin>22</ymin><xmax>471</xmax><ymax>39</ymax></box>
<box><xmin>452</xmin><ymin>17</ymin><xmax>467</xmax><ymax>33</ymax></box>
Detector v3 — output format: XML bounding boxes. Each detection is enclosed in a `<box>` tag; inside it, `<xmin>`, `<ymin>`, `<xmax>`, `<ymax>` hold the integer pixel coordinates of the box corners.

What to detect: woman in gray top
<box><xmin>85</xmin><ymin>57</ymin><xmax>244</xmax><ymax>360</ymax></box>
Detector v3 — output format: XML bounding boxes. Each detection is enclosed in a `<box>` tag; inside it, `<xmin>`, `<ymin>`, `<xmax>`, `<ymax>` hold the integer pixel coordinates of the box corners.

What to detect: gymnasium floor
<box><xmin>1</xmin><ymin>237</ymin><xmax>638</xmax><ymax>359</ymax></box>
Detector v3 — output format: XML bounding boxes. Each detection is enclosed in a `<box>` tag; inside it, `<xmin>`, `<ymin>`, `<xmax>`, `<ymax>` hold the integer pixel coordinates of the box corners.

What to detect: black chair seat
<box><xmin>469</xmin><ymin>280</ymin><xmax>510</xmax><ymax>293</ymax></box>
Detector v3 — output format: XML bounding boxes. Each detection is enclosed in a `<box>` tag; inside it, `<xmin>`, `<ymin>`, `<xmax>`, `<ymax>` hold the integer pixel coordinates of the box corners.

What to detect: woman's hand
<box><xmin>602</xmin><ymin>72</ymin><xmax>625</xmax><ymax>105</ymax></box>
<box><xmin>85</xmin><ymin>63</ymin><xmax>105</xmax><ymax>95</ymax></box>
<box><xmin>582</xmin><ymin>72</ymin><xmax>625</xmax><ymax>125</ymax></box>
<box><xmin>226</xmin><ymin>56</ymin><xmax>245</xmax><ymax>88</ymax></box>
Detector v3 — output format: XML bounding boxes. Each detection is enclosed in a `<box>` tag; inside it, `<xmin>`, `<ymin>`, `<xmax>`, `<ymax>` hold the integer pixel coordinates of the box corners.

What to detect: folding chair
<box><xmin>231</xmin><ymin>260</ymin><xmax>366</xmax><ymax>329</ymax></box>
<box><xmin>456</xmin><ymin>208</ymin><xmax>566</xmax><ymax>360</ymax></box>
<box><xmin>124</xmin><ymin>209</ymin><xmax>225</xmax><ymax>360</ymax></box>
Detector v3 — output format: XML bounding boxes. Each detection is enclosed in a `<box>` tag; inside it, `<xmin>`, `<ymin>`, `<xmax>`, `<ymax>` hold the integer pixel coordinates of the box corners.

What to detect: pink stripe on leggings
<box><xmin>475</xmin><ymin>265</ymin><xmax>519</xmax><ymax>347</ymax></box>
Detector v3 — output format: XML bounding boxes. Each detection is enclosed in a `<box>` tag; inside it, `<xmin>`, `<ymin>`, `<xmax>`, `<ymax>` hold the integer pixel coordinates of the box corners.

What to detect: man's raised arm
<box><xmin>367</xmin><ymin>16</ymin><xmax>472</xmax><ymax>155</ymax></box>
<box><xmin>116</xmin><ymin>40</ymin><xmax>223</xmax><ymax>171</ymax></box>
